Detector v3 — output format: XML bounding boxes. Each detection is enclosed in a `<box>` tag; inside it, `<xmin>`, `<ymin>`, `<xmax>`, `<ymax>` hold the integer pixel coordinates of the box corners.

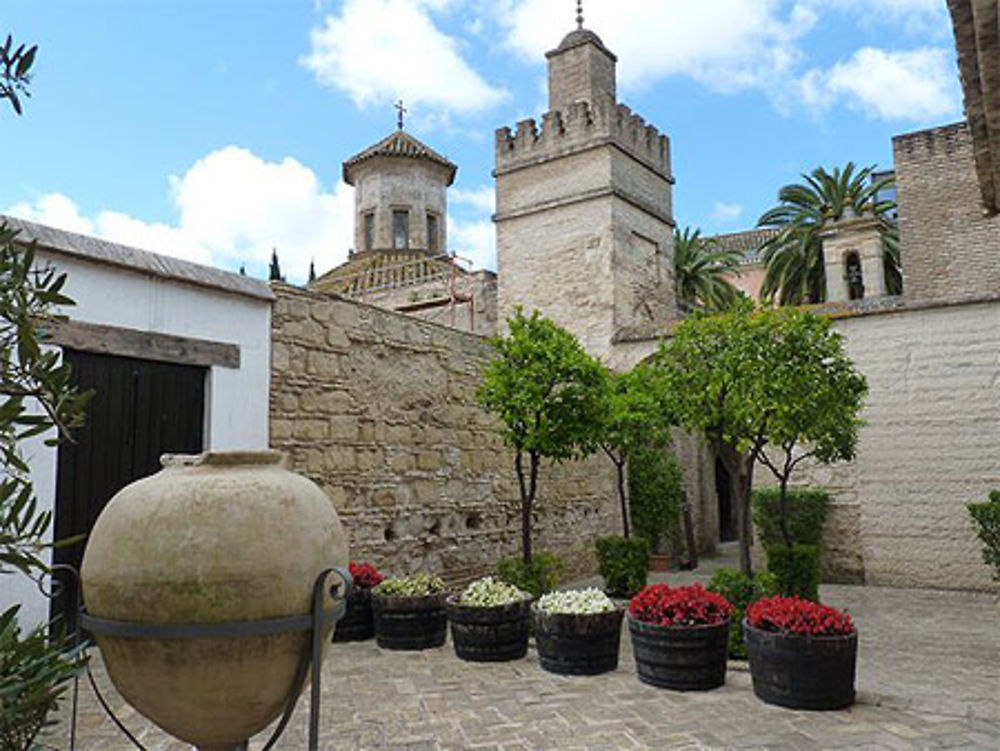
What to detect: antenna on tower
<box><xmin>576</xmin><ymin>0</ymin><xmax>584</xmax><ymax>29</ymax></box>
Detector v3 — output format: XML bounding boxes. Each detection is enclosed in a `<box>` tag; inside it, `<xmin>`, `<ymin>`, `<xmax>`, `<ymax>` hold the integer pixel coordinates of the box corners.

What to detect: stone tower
<box><xmin>494</xmin><ymin>15</ymin><xmax>676</xmax><ymax>366</ymax></box>
<box><xmin>342</xmin><ymin>128</ymin><xmax>457</xmax><ymax>257</ymax></box>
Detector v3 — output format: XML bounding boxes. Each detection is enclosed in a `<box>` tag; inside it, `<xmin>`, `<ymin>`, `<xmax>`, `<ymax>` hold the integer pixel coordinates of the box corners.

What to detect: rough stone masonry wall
<box><xmin>894</xmin><ymin>122</ymin><xmax>1000</xmax><ymax>303</ymax></box>
<box><xmin>269</xmin><ymin>283</ymin><xmax>620</xmax><ymax>584</ymax></box>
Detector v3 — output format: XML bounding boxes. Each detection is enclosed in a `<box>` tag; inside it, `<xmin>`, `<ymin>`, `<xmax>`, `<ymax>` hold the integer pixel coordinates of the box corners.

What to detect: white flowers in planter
<box><xmin>457</xmin><ymin>576</ymin><xmax>530</xmax><ymax>607</ymax></box>
<box><xmin>537</xmin><ymin>588</ymin><xmax>616</xmax><ymax>615</ymax></box>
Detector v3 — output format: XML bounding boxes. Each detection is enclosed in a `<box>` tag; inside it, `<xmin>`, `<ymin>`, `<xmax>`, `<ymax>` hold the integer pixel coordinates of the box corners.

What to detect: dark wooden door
<box><xmin>52</xmin><ymin>349</ymin><xmax>206</xmax><ymax>632</ymax></box>
<box><xmin>716</xmin><ymin>457</ymin><xmax>736</xmax><ymax>542</ymax></box>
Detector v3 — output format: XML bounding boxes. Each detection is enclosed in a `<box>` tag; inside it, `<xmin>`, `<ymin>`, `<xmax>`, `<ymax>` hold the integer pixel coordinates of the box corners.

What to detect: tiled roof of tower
<box><xmin>342</xmin><ymin>131</ymin><xmax>457</xmax><ymax>186</ymax></box>
<box><xmin>705</xmin><ymin>228</ymin><xmax>779</xmax><ymax>265</ymax></box>
<box><xmin>547</xmin><ymin>28</ymin><xmax>617</xmax><ymax>61</ymax></box>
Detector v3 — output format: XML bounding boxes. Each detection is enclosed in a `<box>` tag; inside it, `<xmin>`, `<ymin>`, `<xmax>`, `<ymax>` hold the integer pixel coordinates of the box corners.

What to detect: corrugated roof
<box><xmin>1</xmin><ymin>215</ymin><xmax>275</xmax><ymax>302</ymax></box>
<box><xmin>705</xmin><ymin>227</ymin><xmax>779</xmax><ymax>265</ymax></box>
<box><xmin>342</xmin><ymin>130</ymin><xmax>457</xmax><ymax>186</ymax></box>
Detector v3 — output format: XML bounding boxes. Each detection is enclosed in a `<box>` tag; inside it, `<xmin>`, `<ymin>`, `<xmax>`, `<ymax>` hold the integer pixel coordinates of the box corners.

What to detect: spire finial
<box><xmin>576</xmin><ymin>0</ymin><xmax>583</xmax><ymax>29</ymax></box>
<box><xmin>394</xmin><ymin>99</ymin><xmax>407</xmax><ymax>130</ymax></box>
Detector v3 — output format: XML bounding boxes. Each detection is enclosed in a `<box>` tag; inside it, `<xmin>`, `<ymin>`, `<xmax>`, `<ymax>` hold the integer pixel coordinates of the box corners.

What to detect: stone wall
<box><xmin>894</xmin><ymin>123</ymin><xmax>1000</xmax><ymax>303</ymax></box>
<box><xmin>269</xmin><ymin>283</ymin><xmax>622</xmax><ymax>584</ymax></box>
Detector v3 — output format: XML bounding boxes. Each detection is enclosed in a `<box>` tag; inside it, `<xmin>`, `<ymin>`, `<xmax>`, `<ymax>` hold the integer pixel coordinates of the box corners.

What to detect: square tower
<box><xmin>494</xmin><ymin>23</ymin><xmax>676</xmax><ymax>364</ymax></box>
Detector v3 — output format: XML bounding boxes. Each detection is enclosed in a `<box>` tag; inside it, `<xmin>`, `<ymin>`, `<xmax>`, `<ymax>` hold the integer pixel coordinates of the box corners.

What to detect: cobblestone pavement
<box><xmin>47</xmin><ymin>551</ymin><xmax>1000</xmax><ymax>750</ymax></box>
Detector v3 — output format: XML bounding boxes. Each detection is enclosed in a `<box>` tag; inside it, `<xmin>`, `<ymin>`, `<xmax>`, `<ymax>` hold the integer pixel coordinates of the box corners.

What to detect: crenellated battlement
<box><xmin>496</xmin><ymin>101</ymin><xmax>670</xmax><ymax>179</ymax></box>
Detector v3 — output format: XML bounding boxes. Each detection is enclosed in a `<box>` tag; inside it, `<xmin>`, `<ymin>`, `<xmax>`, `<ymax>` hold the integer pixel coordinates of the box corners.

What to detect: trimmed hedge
<box><xmin>752</xmin><ymin>487</ymin><xmax>830</xmax><ymax>548</ymax></box>
<box><xmin>595</xmin><ymin>535</ymin><xmax>649</xmax><ymax>597</ymax></box>
<box><xmin>628</xmin><ymin>444</ymin><xmax>682</xmax><ymax>554</ymax></box>
<box><xmin>766</xmin><ymin>544</ymin><xmax>821</xmax><ymax>602</ymax></box>
<box><xmin>496</xmin><ymin>551</ymin><xmax>564</xmax><ymax>598</ymax></box>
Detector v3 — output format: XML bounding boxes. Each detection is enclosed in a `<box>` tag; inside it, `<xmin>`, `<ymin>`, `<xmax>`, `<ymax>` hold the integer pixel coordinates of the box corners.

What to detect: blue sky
<box><xmin>3</xmin><ymin>0</ymin><xmax>962</xmax><ymax>283</ymax></box>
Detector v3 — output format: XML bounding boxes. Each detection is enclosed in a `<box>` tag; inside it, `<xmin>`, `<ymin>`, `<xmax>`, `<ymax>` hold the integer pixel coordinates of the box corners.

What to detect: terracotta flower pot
<box><xmin>81</xmin><ymin>451</ymin><xmax>348</xmax><ymax>750</ymax></box>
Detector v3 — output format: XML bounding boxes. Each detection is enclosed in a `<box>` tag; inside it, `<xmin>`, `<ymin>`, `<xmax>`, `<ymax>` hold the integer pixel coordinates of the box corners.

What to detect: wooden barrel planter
<box><xmin>332</xmin><ymin>587</ymin><xmax>375</xmax><ymax>642</ymax></box>
<box><xmin>372</xmin><ymin>592</ymin><xmax>448</xmax><ymax>650</ymax></box>
<box><xmin>744</xmin><ymin>620</ymin><xmax>857</xmax><ymax>710</ymax></box>
<box><xmin>533</xmin><ymin>606</ymin><xmax>624</xmax><ymax>676</ymax></box>
<box><xmin>627</xmin><ymin>615</ymin><xmax>729</xmax><ymax>690</ymax></box>
<box><xmin>446</xmin><ymin>596</ymin><xmax>532</xmax><ymax>662</ymax></box>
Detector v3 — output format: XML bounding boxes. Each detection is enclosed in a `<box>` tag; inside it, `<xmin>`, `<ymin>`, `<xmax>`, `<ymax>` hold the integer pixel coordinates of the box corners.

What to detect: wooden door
<box><xmin>51</xmin><ymin>349</ymin><xmax>206</xmax><ymax>632</ymax></box>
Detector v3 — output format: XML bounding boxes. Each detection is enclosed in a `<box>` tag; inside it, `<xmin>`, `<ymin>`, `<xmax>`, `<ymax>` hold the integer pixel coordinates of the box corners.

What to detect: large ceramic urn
<box><xmin>81</xmin><ymin>451</ymin><xmax>348</xmax><ymax>751</ymax></box>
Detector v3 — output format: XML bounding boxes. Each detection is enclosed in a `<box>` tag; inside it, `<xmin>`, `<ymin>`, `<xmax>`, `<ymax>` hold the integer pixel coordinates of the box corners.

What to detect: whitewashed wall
<box><xmin>5</xmin><ymin>249</ymin><xmax>272</xmax><ymax>627</ymax></box>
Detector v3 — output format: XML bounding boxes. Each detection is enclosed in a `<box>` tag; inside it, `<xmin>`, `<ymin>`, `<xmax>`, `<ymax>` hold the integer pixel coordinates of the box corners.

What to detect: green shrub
<box><xmin>373</xmin><ymin>573</ymin><xmax>447</xmax><ymax>597</ymax></box>
<box><xmin>707</xmin><ymin>568</ymin><xmax>779</xmax><ymax>658</ymax></box>
<box><xmin>968</xmin><ymin>490</ymin><xmax>1000</xmax><ymax>583</ymax></box>
<box><xmin>496</xmin><ymin>551</ymin><xmax>564</xmax><ymax>598</ymax></box>
<box><xmin>595</xmin><ymin>535</ymin><xmax>649</xmax><ymax>597</ymax></box>
<box><xmin>628</xmin><ymin>443</ymin><xmax>682</xmax><ymax>553</ymax></box>
<box><xmin>766</xmin><ymin>544</ymin><xmax>821</xmax><ymax>601</ymax></box>
<box><xmin>752</xmin><ymin>487</ymin><xmax>830</xmax><ymax>548</ymax></box>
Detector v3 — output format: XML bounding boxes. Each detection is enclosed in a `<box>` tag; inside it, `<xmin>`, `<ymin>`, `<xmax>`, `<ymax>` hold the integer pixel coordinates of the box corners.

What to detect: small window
<box><xmin>845</xmin><ymin>251</ymin><xmax>864</xmax><ymax>300</ymax></box>
<box><xmin>427</xmin><ymin>213</ymin><xmax>438</xmax><ymax>252</ymax></box>
<box><xmin>393</xmin><ymin>210</ymin><xmax>409</xmax><ymax>250</ymax></box>
<box><xmin>364</xmin><ymin>213</ymin><xmax>374</xmax><ymax>250</ymax></box>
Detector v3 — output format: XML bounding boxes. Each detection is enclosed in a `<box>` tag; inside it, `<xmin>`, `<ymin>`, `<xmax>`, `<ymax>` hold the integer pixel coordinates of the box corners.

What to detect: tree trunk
<box><xmin>520</xmin><ymin>451</ymin><xmax>539</xmax><ymax>565</ymax></box>
<box><xmin>778</xmin><ymin>475</ymin><xmax>792</xmax><ymax>547</ymax></box>
<box><xmin>515</xmin><ymin>450</ymin><xmax>530</xmax><ymax>565</ymax></box>
<box><xmin>616</xmin><ymin>456</ymin><xmax>630</xmax><ymax>538</ymax></box>
<box><xmin>719</xmin><ymin>443</ymin><xmax>754</xmax><ymax>578</ymax></box>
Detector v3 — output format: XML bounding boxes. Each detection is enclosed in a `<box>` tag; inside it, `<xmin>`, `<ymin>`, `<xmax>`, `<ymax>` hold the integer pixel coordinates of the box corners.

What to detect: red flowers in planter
<box><xmin>349</xmin><ymin>561</ymin><xmax>385</xmax><ymax>589</ymax></box>
<box><xmin>746</xmin><ymin>595</ymin><xmax>854</xmax><ymax>637</ymax></box>
<box><xmin>628</xmin><ymin>583</ymin><xmax>732</xmax><ymax>627</ymax></box>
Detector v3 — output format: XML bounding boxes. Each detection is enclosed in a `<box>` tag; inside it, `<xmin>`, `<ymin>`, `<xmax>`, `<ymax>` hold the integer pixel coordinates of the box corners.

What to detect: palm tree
<box><xmin>757</xmin><ymin>163</ymin><xmax>901</xmax><ymax>305</ymax></box>
<box><xmin>673</xmin><ymin>227</ymin><xmax>743</xmax><ymax>312</ymax></box>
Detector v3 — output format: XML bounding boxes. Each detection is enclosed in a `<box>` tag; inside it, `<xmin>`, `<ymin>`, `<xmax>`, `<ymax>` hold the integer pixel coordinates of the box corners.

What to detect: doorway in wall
<box><xmin>51</xmin><ymin>349</ymin><xmax>206</xmax><ymax>633</ymax></box>
<box><xmin>716</xmin><ymin>457</ymin><xmax>737</xmax><ymax>542</ymax></box>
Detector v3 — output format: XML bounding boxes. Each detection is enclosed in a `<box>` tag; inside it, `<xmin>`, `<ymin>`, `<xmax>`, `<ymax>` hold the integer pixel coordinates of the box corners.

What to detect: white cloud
<box><xmin>451</xmin><ymin>185</ymin><xmax>495</xmax><ymax>214</ymax></box>
<box><xmin>302</xmin><ymin>0</ymin><xmax>507</xmax><ymax>116</ymax></box>
<box><xmin>498</xmin><ymin>0</ymin><xmax>815</xmax><ymax>94</ymax></box>
<box><xmin>711</xmin><ymin>201</ymin><xmax>744</xmax><ymax>223</ymax></box>
<box><xmin>800</xmin><ymin>47</ymin><xmax>961</xmax><ymax>122</ymax></box>
<box><xmin>7</xmin><ymin>147</ymin><xmax>355</xmax><ymax>283</ymax></box>
<box><xmin>449</xmin><ymin>217</ymin><xmax>495</xmax><ymax>271</ymax></box>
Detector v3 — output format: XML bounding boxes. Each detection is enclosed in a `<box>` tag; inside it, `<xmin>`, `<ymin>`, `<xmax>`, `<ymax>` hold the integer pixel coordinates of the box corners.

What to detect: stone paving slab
<box><xmin>44</xmin><ymin>551</ymin><xmax>1000</xmax><ymax>750</ymax></box>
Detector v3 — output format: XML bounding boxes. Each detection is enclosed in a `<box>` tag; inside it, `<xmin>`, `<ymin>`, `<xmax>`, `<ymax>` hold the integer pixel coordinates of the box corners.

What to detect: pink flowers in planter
<box><xmin>628</xmin><ymin>583</ymin><xmax>732</xmax><ymax>627</ymax></box>
<box><xmin>746</xmin><ymin>595</ymin><xmax>854</xmax><ymax>637</ymax></box>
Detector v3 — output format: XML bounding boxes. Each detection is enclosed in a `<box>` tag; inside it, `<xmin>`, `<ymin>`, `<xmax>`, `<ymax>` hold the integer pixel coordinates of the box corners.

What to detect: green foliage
<box><xmin>654</xmin><ymin>302</ymin><xmax>865</xmax><ymax>573</ymax></box>
<box><xmin>0</xmin><ymin>35</ymin><xmax>37</xmax><ymax>116</ymax></box>
<box><xmin>673</xmin><ymin>226</ymin><xmax>743</xmax><ymax>312</ymax></box>
<box><xmin>968</xmin><ymin>490</ymin><xmax>1000</xmax><ymax>583</ymax></box>
<box><xmin>757</xmin><ymin>162</ymin><xmax>900</xmax><ymax>305</ymax></box>
<box><xmin>496</xmin><ymin>551</ymin><xmax>564</xmax><ymax>598</ymax></box>
<box><xmin>478</xmin><ymin>308</ymin><xmax>607</xmax><ymax>460</ymax></box>
<box><xmin>374</xmin><ymin>573</ymin><xmax>447</xmax><ymax>597</ymax></box>
<box><xmin>597</xmin><ymin>363</ymin><xmax>674</xmax><ymax>537</ymax></box>
<box><xmin>628</xmin><ymin>443</ymin><xmax>682</xmax><ymax>553</ymax></box>
<box><xmin>1</xmin><ymin>605</ymin><xmax>86</xmax><ymax>750</ymax></box>
<box><xmin>752</xmin><ymin>487</ymin><xmax>830</xmax><ymax>548</ymax></box>
<box><xmin>0</xmin><ymin>225</ymin><xmax>91</xmax><ymax>578</ymax></box>
<box><xmin>595</xmin><ymin>535</ymin><xmax>649</xmax><ymax>597</ymax></box>
<box><xmin>478</xmin><ymin>308</ymin><xmax>606</xmax><ymax>562</ymax></box>
<box><xmin>707</xmin><ymin>568</ymin><xmax>779</xmax><ymax>658</ymax></box>
<box><xmin>766</xmin><ymin>544</ymin><xmax>821</xmax><ymax>602</ymax></box>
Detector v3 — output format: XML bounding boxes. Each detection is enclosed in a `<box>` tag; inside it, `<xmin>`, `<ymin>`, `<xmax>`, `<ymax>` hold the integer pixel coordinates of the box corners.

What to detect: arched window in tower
<box><xmin>845</xmin><ymin>251</ymin><xmax>864</xmax><ymax>300</ymax></box>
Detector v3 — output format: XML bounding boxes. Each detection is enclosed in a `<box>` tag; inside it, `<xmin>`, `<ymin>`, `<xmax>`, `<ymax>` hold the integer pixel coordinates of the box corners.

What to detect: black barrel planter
<box><xmin>533</xmin><ymin>606</ymin><xmax>624</xmax><ymax>676</ymax></box>
<box><xmin>446</xmin><ymin>596</ymin><xmax>532</xmax><ymax>662</ymax></box>
<box><xmin>372</xmin><ymin>592</ymin><xmax>448</xmax><ymax>650</ymax></box>
<box><xmin>333</xmin><ymin>587</ymin><xmax>375</xmax><ymax>642</ymax></box>
<box><xmin>628</xmin><ymin>615</ymin><xmax>729</xmax><ymax>690</ymax></box>
<box><xmin>744</xmin><ymin>620</ymin><xmax>857</xmax><ymax>710</ymax></box>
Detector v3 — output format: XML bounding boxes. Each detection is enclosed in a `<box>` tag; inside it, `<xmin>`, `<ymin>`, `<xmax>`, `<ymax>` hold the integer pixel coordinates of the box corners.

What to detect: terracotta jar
<box><xmin>81</xmin><ymin>451</ymin><xmax>348</xmax><ymax>751</ymax></box>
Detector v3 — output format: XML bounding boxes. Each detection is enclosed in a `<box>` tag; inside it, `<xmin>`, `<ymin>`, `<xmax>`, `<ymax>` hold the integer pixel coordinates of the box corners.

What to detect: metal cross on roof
<box><xmin>576</xmin><ymin>0</ymin><xmax>583</xmax><ymax>29</ymax></box>
<box><xmin>395</xmin><ymin>99</ymin><xmax>407</xmax><ymax>130</ymax></box>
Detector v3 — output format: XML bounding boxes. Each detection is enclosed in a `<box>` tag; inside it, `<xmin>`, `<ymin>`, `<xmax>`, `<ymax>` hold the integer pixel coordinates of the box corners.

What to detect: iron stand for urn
<box><xmin>48</xmin><ymin>565</ymin><xmax>352</xmax><ymax>751</ymax></box>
